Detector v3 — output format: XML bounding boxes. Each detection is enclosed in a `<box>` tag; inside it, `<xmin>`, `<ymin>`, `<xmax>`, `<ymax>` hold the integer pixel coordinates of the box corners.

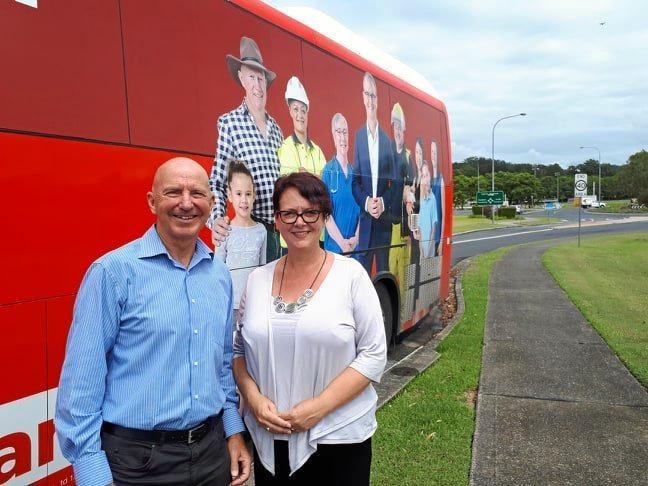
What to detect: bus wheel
<box><xmin>375</xmin><ymin>283</ymin><xmax>394</xmax><ymax>347</ymax></box>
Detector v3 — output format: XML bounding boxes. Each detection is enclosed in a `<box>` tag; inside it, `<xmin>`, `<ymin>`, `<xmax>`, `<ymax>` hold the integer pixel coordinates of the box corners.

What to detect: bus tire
<box><xmin>375</xmin><ymin>282</ymin><xmax>394</xmax><ymax>347</ymax></box>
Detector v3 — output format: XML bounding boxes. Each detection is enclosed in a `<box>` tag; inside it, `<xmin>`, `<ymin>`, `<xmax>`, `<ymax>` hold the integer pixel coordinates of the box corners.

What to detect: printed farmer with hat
<box><xmin>277</xmin><ymin>76</ymin><xmax>326</xmax><ymax>176</ymax></box>
<box><xmin>209</xmin><ymin>36</ymin><xmax>284</xmax><ymax>262</ymax></box>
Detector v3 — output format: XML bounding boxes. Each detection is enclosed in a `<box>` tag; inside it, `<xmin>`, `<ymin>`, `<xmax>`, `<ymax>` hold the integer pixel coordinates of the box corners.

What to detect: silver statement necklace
<box><xmin>273</xmin><ymin>251</ymin><xmax>327</xmax><ymax>314</ymax></box>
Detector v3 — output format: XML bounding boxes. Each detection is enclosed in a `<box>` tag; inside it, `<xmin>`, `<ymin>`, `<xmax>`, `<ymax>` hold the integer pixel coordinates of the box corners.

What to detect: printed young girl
<box><xmin>216</xmin><ymin>160</ymin><xmax>267</xmax><ymax>324</ymax></box>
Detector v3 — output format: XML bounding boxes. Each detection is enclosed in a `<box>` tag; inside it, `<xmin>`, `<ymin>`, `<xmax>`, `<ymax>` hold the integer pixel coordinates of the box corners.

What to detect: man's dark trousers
<box><xmin>101</xmin><ymin>418</ymin><xmax>230</xmax><ymax>485</ymax></box>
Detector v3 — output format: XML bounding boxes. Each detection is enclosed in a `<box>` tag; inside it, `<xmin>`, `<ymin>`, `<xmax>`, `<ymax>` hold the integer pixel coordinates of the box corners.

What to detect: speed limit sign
<box><xmin>574</xmin><ymin>173</ymin><xmax>588</xmax><ymax>197</ymax></box>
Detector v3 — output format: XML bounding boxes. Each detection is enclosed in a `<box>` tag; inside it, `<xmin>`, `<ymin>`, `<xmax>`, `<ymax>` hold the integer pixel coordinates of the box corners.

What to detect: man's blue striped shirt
<box><xmin>55</xmin><ymin>226</ymin><xmax>245</xmax><ymax>486</ymax></box>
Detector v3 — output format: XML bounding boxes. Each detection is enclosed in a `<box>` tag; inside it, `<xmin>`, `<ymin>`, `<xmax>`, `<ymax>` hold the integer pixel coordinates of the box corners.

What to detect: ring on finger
<box><xmin>266</xmin><ymin>426</ymin><xmax>270</xmax><ymax>432</ymax></box>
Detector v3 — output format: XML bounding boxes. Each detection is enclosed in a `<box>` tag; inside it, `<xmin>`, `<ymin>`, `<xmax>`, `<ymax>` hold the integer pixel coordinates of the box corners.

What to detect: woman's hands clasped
<box><xmin>279</xmin><ymin>398</ymin><xmax>325</xmax><ymax>433</ymax></box>
<box><xmin>249</xmin><ymin>393</ymin><xmax>293</xmax><ymax>434</ymax></box>
<box><xmin>250</xmin><ymin>394</ymin><xmax>326</xmax><ymax>434</ymax></box>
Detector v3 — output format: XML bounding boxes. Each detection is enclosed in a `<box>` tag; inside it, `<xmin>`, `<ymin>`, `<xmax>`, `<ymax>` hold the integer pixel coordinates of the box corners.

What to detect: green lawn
<box><xmin>453</xmin><ymin>214</ymin><xmax>559</xmax><ymax>234</ymax></box>
<box><xmin>372</xmin><ymin>248</ymin><xmax>510</xmax><ymax>485</ymax></box>
<box><xmin>543</xmin><ymin>232</ymin><xmax>648</xmax><ymax>386</ymax></box>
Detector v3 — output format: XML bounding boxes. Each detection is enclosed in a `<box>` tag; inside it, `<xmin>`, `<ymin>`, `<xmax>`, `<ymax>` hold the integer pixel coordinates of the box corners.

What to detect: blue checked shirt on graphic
<box><xmin>210</xmin><ymin>100</ymin><xmax>284</xmax><ymax>226</ymax></box>
<box><xmin>55</xmin><ymin>226</ymin><xmax>245</xmax><ymax>486</ymax></box>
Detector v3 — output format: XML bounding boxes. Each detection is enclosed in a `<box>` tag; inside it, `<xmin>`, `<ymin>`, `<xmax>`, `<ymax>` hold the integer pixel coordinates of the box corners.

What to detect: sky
<box><xmin>266</xmin><ymin>0</ymin><xmax>646</xmax><ymax>167</ymax></box>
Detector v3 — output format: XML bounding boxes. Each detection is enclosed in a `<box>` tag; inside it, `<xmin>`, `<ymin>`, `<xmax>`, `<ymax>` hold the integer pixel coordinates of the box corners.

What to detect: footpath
<box><xmin>470</xmin><ymin>244</ymin><xmax>648</xmax><ymax>485</ymax></box>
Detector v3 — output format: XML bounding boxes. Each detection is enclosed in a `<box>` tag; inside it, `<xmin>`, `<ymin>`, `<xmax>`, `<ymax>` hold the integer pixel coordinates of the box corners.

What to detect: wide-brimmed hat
<box><xmin>226</xmin><ymin>36</ymin><xmax>276</xmax><ymax>88</ymax></box>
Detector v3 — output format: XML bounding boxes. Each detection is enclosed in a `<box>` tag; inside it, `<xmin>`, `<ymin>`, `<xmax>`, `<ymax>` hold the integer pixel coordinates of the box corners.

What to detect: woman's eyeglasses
<box><xmin>276</xmin><ymin>209</ymin><xmax>322</xmax><ymax>224</ymax></box>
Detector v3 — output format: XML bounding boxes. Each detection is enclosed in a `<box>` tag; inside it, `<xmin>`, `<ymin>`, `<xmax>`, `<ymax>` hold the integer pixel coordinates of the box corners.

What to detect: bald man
<box><xmin>55</xmin><ymin>158</ymin><xmax>251</xmax><ymax>486</ymax></box>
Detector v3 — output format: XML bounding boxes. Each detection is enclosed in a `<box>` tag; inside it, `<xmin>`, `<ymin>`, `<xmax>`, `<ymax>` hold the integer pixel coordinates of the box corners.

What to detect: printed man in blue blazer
<box><xmin>352</xmin><ymin>72</ymin><xmax>397</xmax><ymax>273</ymax></box>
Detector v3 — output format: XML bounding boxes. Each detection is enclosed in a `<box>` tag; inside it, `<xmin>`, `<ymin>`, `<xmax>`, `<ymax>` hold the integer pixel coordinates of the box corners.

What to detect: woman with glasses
<box><xmin>232</xmin><ymin>172</ymin><xmax>387</xmax><ymax>485</ymax></box>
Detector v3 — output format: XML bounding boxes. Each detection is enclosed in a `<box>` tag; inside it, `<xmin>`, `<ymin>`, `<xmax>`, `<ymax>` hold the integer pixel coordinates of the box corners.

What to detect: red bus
<box><xmin>0</xmin><ymin>1</ymin><xmax>453</xmax><ymax>483</ymax></box>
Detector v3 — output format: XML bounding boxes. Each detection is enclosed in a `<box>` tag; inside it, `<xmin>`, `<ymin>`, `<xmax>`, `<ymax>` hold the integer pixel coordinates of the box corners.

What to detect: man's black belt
<box><xmin>102</xmin><ymin>412</ymin><xmax>222</xmax><ymax>445</ymax></box>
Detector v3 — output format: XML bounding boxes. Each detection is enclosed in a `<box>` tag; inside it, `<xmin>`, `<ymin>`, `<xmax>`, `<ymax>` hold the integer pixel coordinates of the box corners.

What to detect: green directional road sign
<box><xmin>476</xmin><ymin>190</ymin><xmax>505</xmax><ymax>205</ymax></box>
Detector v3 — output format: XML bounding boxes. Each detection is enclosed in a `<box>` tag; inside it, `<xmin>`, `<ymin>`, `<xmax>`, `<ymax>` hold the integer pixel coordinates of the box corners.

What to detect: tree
<box><xmin>618</xmin><ymin>150</ymin><xmax>648</xmax><ymax>204</ymax></box>
<box><xmin>494</xmin><ymin>172</ymin><xmax>541</xmax><ymax>204</ymax></box>
<box><xmin>453</xmin><ymin>175</ymin><xmax>474</xmax><ymax>208</ymax></box>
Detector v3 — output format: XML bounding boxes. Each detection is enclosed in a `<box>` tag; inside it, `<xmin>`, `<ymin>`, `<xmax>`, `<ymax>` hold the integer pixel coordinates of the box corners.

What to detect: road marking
<box><xmin>454</xmin><ymin>227</ymin><xmax>554</xmax><ymax>244</ymax></box>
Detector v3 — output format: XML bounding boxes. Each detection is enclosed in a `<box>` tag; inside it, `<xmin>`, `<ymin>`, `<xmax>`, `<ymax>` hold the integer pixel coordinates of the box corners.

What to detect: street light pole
<box><xmin>491</xmin><ymin>113</ymin><xmax>526</xmax><ymax>222</ymax></box>
<box><xmin>579</xmin><ymin>146</ymin><xmax>601</xmax><ymax>203</ymax></box>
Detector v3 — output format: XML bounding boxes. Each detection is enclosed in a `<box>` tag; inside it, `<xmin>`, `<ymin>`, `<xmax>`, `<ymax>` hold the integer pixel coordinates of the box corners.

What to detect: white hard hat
<box><xmin>285</xmin><ymin>76</ymin><xmax>309</xmax><ymax>109</ymax></box>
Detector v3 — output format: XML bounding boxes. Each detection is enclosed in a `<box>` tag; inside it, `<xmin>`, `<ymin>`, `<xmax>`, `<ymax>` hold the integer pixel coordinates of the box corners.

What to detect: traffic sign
<box><xmin>476</xmin><ymin>191</ymin><xmax>505</xmax><ymax>205</ymax></box>
<box><xmin>574</xmin><ymin>173</ymin><xmax>587</xmax><ymax>197</ymax></box>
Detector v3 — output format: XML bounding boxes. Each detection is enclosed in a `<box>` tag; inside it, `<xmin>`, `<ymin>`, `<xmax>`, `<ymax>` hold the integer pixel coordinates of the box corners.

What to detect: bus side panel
<box><xmin>0</xmin><ymin>297</ymin><xmax>75</xmax><ymax>484</ymax></box>
<box><xmin>439</xmin><ymin>113</ymin><xmax>454</xmax><ymax>300</ymax></box>
<box><xmin>300</xmin><ymin>41</ymin><xmax>392</xmax><ymax>161</ymax></box>
<box><xmin>0</xmin><ymin>302</ymin><xmax>47</xmax><ymax>405</ymax></box>
<box><xmin>0</xmin><ymin>303</ymin><xmax>49</xmax><ymax>484</ymax></box>
<box><xmin>120</xmin><ymin>0</ymin><xmax>302</xmax><ymax>155</ymax></box>
<box><xmin>46</xmin><ymin>297</ymin><xmax>75</xmax><ymax>392</ymax></box>
<box><xmin>0</xmin><ymin>0</ymin><xmax>129</xmax><ymax>143</ymax></box>
<box><xmin>0</xmin><ymin>132</ymin><xmax>214</xmax><ymax>305</ymax></box>
<box><xmin>386</xmin><ymin>87</ymin><xmax>449</xmax><ymax>327</ymax></box>
<box><xmin>300</xmin><ymin>43</ymin><xmax>361</xmax><ymax>160</ymax></box>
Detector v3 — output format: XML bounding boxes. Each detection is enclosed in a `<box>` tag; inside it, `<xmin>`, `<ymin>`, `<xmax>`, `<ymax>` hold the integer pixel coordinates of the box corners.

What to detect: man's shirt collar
<box><xmin>138</xmin><ymin>225</ymin><xmax>213</xmax><ymax>266</ymax></box>
<box><xmin>291</xmin><ymin>133</ymin><xmax>313</xmax><ymax>149</ymax></box>
<box><xmin>239</xmin><ymin>99</ymin><xmax>272</xmax><ymax>123</ymax></box>
<box><xmin>367</xmin><ymin>121</ymin><xmax>379</xmax><ymax>142</ymax></box>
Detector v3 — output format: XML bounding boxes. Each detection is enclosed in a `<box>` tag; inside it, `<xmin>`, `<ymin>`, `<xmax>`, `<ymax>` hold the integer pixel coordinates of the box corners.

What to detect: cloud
<box><xmin>266</xmin><ymin>0</ymin><xmax>646</xmax><ymax>165</ymax></box>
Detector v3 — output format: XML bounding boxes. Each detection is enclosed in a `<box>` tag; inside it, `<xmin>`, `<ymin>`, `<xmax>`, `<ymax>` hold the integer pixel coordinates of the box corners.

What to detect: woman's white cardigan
<box><xmin>234</xmin><ymin>254</ymin><xmax>387</xmax><ymax>475</ymax></box>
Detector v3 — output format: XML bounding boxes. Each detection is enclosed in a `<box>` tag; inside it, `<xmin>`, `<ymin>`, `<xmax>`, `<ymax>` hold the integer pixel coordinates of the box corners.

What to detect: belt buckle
<box><xmin>187</xmin><ymin>423</ymin><xmax>204</xmax><ymax>444</ymax></box>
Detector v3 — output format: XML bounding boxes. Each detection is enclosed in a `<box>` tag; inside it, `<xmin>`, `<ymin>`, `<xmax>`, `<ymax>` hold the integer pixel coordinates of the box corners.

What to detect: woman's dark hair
<box><xmin>273</xmin><ymin>172</ymin><xmax>332</xmax><ymax>217</ymax></box>
<box><xmin>415</xmin><ymin>136</ymin><xmax>425</xmax><ymax>153</ymax></box>
<box><xmin>226</xmin><ymin>159</ymin><xmax>253</xmax><ymax>186</ymax></box>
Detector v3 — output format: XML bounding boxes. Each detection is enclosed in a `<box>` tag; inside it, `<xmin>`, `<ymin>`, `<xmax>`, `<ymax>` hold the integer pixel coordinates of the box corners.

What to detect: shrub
<box><xmin>472</xmin><ymin>205</ymin><xmax>493</xmax><ymax>217</ymax></box>
<box><xmin>499</xmin><ymin>207</ymin><xmax>516</xmax><ymax>219</ymax></box>
<box><xmin>638</xmin><ymin>190</ymin><xmax>648</xmax><ymax>206</ymax></box>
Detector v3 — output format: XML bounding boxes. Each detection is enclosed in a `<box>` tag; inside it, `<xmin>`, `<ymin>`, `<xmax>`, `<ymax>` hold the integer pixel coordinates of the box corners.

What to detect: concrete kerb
<box><xmin>376</xmin><ymin>257</ymin><xmax>472</xmax><ymax>409</ymax></box>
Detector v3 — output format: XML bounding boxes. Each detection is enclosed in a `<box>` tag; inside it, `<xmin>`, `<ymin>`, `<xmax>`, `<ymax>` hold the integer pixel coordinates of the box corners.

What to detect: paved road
<box><xmin>454</xmin><ymin>205</ymin><xmax>631</xmax><ymax>223</ymax></box>
<box><xmin>523</xmin><ymin>205</ymin><xmax>628</xmax><ymax>223</ymax></box>
<box><xmin>452</xmin><ymin>217</ymin><xmax>648</xmax><ymax>266</ymax></box>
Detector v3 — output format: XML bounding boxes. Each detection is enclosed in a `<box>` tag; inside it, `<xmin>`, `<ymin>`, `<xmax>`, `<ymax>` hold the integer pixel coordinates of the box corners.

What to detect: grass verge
<box><xmin>372</xmin><ymin>247</ymin><xmax>511</xmax><ymax>485</ymax></box>
<box><xmin>543</xmin><ymin>232</ymin><xmax>648</xmax><ymax>386</ymax></box>
<box><xmin>589</xmin><ymin>199</ymin><xmax>648</xmax><ymax>214</ymax></box>
<box><xmin>453</xmin><ymin>214</ymin><xmax>558</xmax><ymax>234</ymax></box>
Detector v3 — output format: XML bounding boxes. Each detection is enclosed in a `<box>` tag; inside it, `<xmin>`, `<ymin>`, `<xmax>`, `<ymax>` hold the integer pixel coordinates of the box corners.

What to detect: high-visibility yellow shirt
<box><xmin>277</xmin><ymin>135</ymin><xmax>327</xmax><ymax>176</ymax></box>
